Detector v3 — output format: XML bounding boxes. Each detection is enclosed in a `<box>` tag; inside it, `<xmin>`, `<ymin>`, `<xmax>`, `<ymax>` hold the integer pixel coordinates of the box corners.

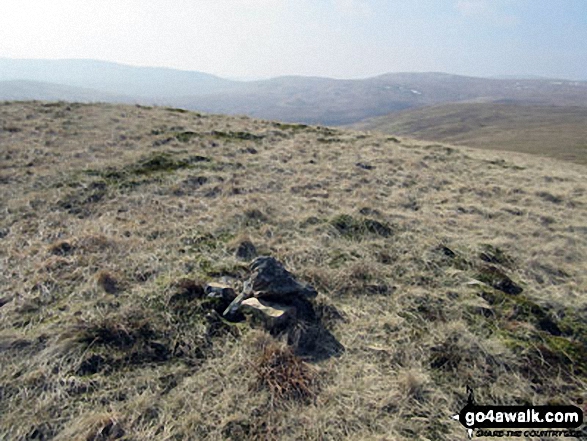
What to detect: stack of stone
<box><xmin>223</xmin><ymin>256</ymin><xmax>317</xmax><ymax>331</ymax></box>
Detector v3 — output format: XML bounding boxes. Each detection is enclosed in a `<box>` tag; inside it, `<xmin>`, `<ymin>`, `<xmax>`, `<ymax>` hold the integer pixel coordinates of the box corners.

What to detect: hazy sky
<box><xmin>1</xmin><ymin>0</ymin><xmax>586</xmax><ymax>80</ymax></box>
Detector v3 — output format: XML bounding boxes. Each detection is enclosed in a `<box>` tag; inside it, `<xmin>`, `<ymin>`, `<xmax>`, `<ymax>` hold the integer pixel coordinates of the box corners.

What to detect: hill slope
<box><xmin>172</xmin><ymin>73</ymin><xmax>587</xmax><ymax>124</ymax></box>
<box><xmin>1</xmin><ymin>101</ymin><xmax>586</xmax><ymax>440</ymax></box>
<box><xmin>0</xmin><ymin>80</ymin><xmax>135</xmax><ymax>103</ymax></box>
<box><xmin>3</xmin><ymin>59</ymin><xmax>587</xmax><ymax>124</ymax></box>
<box><xmin>350</xmin><ymin>103</ymin><xmax>587</xmax><ymax>165</ymax></box>
<box><xmin>0</xmin><ymin>58</ymin><xmax>237</xmax><ymax>98</ymax></box>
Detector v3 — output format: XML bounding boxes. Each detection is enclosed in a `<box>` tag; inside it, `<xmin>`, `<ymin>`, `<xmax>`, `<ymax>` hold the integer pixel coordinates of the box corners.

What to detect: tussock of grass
<box><xmin>330</xmin><ymin>214</ymin><xmax>393</xmax><ymax>239</ymax></box>
<box><xmin>251</xmin><ymin>337</ymin><xmax>319</xmax><ymax>404</ymax></box>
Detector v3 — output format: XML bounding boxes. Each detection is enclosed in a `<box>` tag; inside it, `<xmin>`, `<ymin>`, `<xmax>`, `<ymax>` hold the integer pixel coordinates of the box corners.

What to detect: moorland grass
<box><xmin>0</xmin><ymin>101</ymin><xmax>586</xmax><ymax>440</ymax></box>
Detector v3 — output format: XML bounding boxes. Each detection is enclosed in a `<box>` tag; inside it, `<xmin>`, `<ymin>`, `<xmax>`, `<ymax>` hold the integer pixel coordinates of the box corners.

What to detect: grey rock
<box><xmin>222</xmin><ymin>256</ymin><xmax>317</xmax><ymax>319</ymax></box>
<box><xmin>249</xmin><ymin>256</ymin><xmax>317</xmax><ymax>301</ymax></box>
<box><xmin>205</xmin><ymin>283</ymin><xmax>236</xmax><ymax>302</ymax></box>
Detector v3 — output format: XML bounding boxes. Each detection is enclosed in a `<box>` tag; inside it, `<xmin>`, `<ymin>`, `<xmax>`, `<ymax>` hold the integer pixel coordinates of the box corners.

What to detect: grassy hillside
<box><xmin>1</xmin><ymin>101</ymin><xmax>587</xmax><ymax>440</ymax></box>
<box><xmin>350</xmin><ymin>103</ymin><xmax>587</xmax><ymax>165</ymax></box>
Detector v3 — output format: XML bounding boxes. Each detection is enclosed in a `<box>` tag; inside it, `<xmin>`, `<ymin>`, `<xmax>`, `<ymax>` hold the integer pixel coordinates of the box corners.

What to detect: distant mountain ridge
<box><xmin>176</xmin><ymin>72</ymin><xmax>587</xmax><ymax>124</ymax></box>
<box><xmin>1</xmin><ymin>58</ymin><xmax>587</xmax><ymax>125</ymax></box>
<box><xmin>0</xmin><ymin>80</ymin><xmax>134</xmax><ymax>103</ymax></box>
<box><xmin>0</xmin><ymin>58</ymin><xmax>237</xmax><ymax>98</ymax></box>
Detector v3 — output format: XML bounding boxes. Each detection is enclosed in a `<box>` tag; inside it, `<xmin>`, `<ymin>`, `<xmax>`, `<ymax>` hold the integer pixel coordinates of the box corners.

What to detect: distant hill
<box><xmin>349</xmin><ymin>103</ymin><xmax>587</xmax><ymax>165</ymax></box>
<box><xmin>2</xmin><ymin>59</ymin><xmax>587</xmax><ymax>124</ymax></box>
<box><xmin>0</xmin><ymin>58</ymin><xmax>237</xmax><ymax>98</ymax></box>
<box><xmin>0</xmin><ymin>80</ymin><xmax>134</xmax><ymax>103</ymax></box>
<box><xmin>172</xmin><ymin>75</ymin><xmax>419</xmax><ymax>125</ymax></box>
<box><xmin>173</xmin><ymin>73</ymin><xmax>587</xmax><ymax>125</ymax></box>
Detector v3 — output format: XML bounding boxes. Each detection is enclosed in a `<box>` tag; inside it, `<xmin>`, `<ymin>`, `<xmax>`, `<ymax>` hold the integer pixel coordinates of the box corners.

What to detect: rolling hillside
<box><xmin>2</xmin><ymin>59</ymin><xmax>587</xmax><ymax>125</ymax></box>
<box><xmin>350</xmin><ymin>103</ymin><xmax>587</xmax><ymax>165</ymax></box>
<box><xmin>0</xmin><ymin>58</ymin><xmax>238</xmax><ymax>98</ymax></box>
<box><xmin>163</xmin><ymin>73</ymin><xmax>587</xmax><ymax>125</ymax></box>
<box><xmin>1</xmin><ymin>101</ymin><xmax>586</xmax><ymax>440</ymax></box>
<box><xmin>0</xmin><ymin>80</ymin><xmax>134</xmax><ymax>103</ymax></box>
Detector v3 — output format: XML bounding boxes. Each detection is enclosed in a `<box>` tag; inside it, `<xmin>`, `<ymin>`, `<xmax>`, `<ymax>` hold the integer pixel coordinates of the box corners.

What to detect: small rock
<box><xmin>235</xmin><ymin>240</ymin><xmax>257</xmax><ymax>261</ymax></box>
<box><xmin>249</xmin><ymin>256</ymin><xmax>317</xmax><ymax>301</ymax></box>
<box><xmin>205</xmin><ymin>283</ymin><xmax>236</xmax><ymax>302</ymax></box>
<box><xmin>241</xmin><ymin>297</ymin><xmax>296</xmax><ymax>331</ymax></box>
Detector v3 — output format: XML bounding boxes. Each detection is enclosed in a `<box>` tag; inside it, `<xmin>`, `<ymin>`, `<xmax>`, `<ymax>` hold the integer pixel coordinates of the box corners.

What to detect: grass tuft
<box><xmin>251</xmin><ymin>338</ymin><xmax>319</xmax><ymax>404</ymax></box>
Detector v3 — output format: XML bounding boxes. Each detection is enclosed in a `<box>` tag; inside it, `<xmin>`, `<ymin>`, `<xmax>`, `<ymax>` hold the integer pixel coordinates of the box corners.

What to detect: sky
<box><xmin>0</xmin><ymin>0</ymin><xmax>586</xmax><ymax>80</ymax></box>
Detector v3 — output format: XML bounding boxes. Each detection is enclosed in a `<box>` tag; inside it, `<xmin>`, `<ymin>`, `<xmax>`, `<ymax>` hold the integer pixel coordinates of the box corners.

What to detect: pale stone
<box><xmin>240</xmin><ymin>297</ymin><xmax>296</xmax><ymax>330</ymax></box>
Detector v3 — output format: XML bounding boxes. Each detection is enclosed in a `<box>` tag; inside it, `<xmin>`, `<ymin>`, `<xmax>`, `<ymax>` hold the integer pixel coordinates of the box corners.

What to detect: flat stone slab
<box><xmin>241</xmin><ymin>297</ymin><xmax>296</xmax><ymax>330</ymax></box>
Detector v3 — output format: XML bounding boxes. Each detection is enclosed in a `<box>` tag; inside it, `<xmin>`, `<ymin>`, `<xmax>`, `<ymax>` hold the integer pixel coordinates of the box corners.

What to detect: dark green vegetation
<box><xmin>350</xmin><ymin>103</ymin><xmax>587</xmax><ymax>165</ymax></box>
<box><xmin>330</xmin><ymin>214</ymin><xmax>393</xmax><ymax>239</ymax></box>
<box><xmin>1</xmin><ymin>101</ymin><xmax>586</xmax><ymax>440</ymax></box>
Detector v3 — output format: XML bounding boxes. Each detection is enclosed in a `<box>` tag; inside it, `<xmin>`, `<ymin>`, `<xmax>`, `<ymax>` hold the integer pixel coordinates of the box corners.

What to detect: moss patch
<box><xmin>475</xmin><ymin>265</ymin><xmax>522</xmax><ymax>295</ymax></box>
<box><xmin>175</xmin><ymin>131</ymin><xmax>199</xmax><ymax>143</ymax></box>
<box><xmin>85</xmin><ymin>152</ymin><xmax>211</xmax><ymax>181</ymax></box>
<box><xmin>164</xmin><ymin>107</ymin><xmax>188</xmax><ymax>113</ymax></box>
<box><xmin>330</xmin><ymin>214</ymin><xmax>393</xmax><ymax>239</ymax></box>
<box><xmin>474</xmin><ymin>287</ymin><xmax>587</xmax><ymax>381</ymax></box>
<box><xmin>273</xmin><ymin>122</ymin><xmax>309</xmax><ymax>131</ymax></box>
<box><xmin>478</xmin><ymin>244</ymin><xmax>515</xmax><ymax>267</ymax></box>
<box><xmin>211</xmin><ymin>130</ymin><xmax>264</xmax><ymax>141</ymax></box>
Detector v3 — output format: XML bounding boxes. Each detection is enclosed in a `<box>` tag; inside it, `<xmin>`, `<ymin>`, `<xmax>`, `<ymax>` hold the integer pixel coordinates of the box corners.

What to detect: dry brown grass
<box><xmin>1</xmin><ymin>101</ymin><xmax>586</xmax><ymax>440</ymax></box>
<box><xmin>350</xmin><ymin>102</ymin><xmax>587</xmax><ymax>165</ymax></box>
<box><xmin>251</xmin><ymin>335</ymin><xmax>319</xmax><ymax>404</ymax></box>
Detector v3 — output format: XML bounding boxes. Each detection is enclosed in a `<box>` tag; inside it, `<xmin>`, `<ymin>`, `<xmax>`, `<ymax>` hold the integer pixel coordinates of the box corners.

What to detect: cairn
<box><xmin>223</xmin><ymin>256</ymin><xmax>317</xmax><ymax>331</ymax></box>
